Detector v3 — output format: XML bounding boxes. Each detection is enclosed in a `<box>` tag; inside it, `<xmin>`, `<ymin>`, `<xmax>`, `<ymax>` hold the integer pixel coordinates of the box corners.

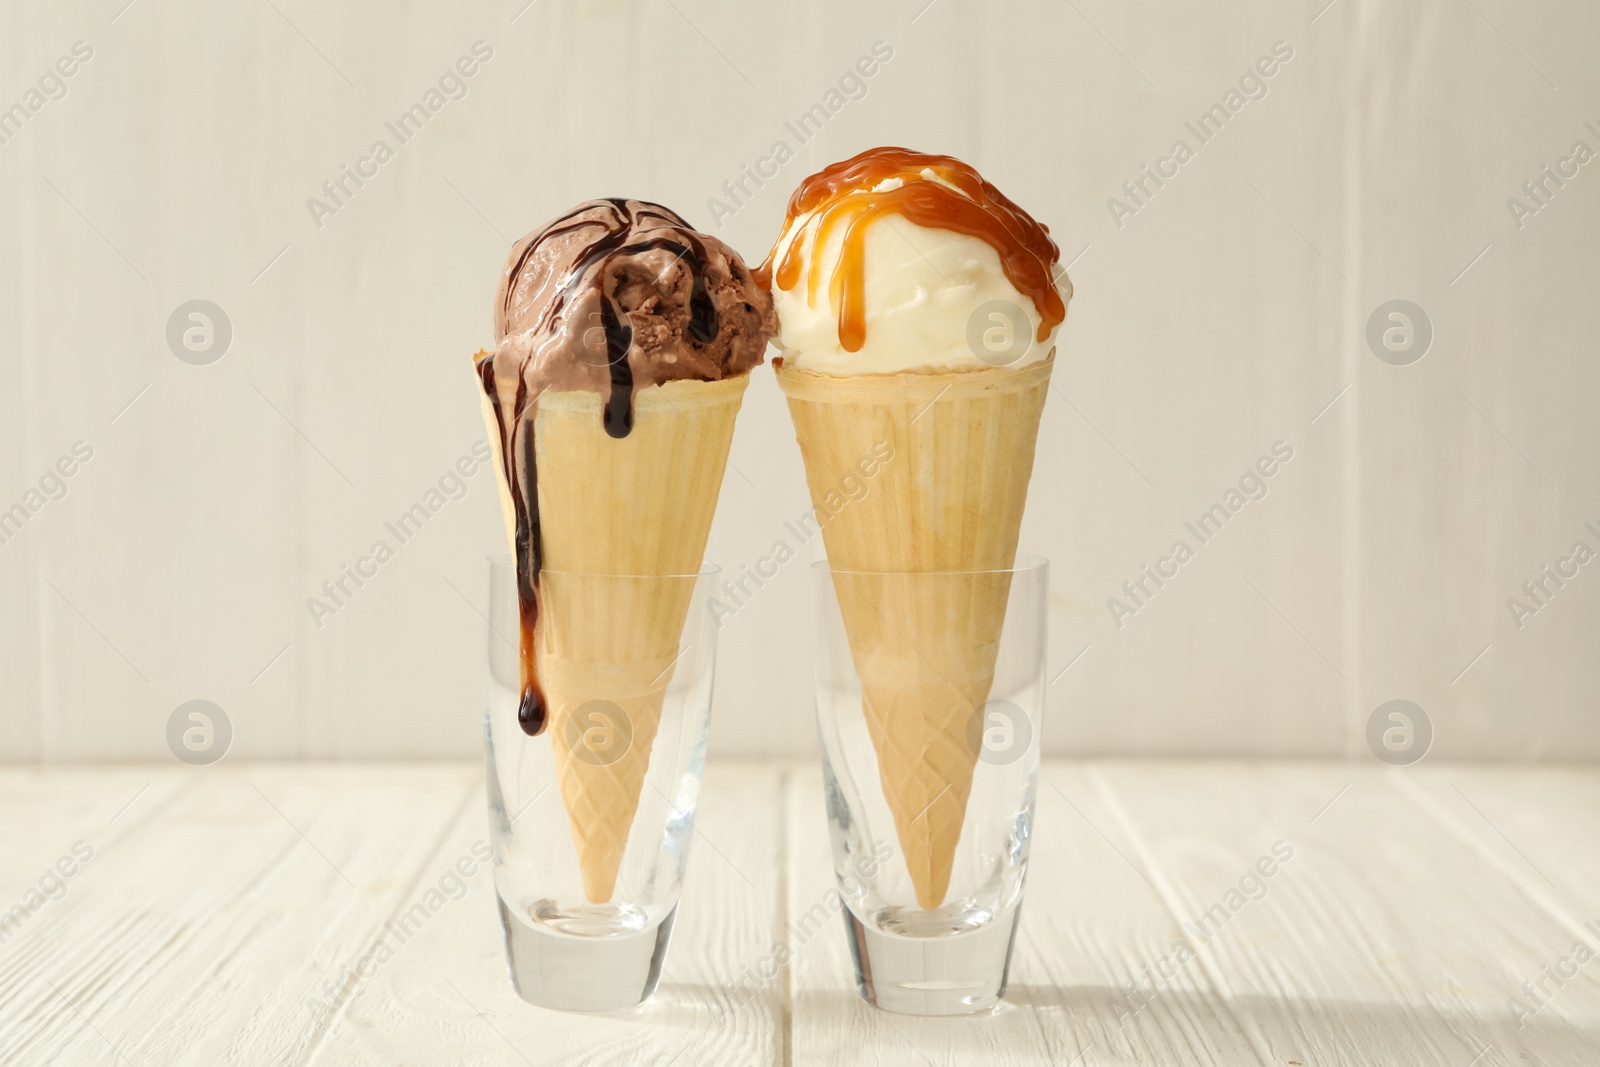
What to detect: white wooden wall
<box><xmin>2</xmin><ymin>0</ymin><xmax>1596</xmax><ymax>762</ymax></box>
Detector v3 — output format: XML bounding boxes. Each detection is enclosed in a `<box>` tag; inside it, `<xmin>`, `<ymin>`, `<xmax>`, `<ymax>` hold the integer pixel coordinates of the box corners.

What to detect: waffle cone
<box><xmin>481</xmin><ymin>372</ymin><xmax>748</xmax><ymax>902</ymax></box>
<box><xmin>776</xmin><ymin>357</ymin><xmax>1051</xmax><ymax>908</ymax></box>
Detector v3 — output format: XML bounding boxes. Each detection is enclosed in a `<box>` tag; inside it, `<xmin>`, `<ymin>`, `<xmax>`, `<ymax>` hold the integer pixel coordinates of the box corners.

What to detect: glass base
<box><xmin>497</xmin><ymin>894</ymin><xmax>678</xmax><ymax>1012</ymax></box>
<box><xmin>844</xmin><ymin>902</ymin><xmax>1021</xmax><ymax>1015</ymax></box>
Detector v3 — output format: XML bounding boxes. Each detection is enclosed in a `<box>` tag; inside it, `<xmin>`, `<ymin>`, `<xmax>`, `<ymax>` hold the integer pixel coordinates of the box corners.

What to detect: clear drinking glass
<box><xmin>484</xmin><ymin>554</ymin><xmax>720</xmax><ymax>1012</ymax></box>
<box><xmin>810</xmin><ymin>556</ymin><xmax>1048</xmax><ymax>1015</ymax></box>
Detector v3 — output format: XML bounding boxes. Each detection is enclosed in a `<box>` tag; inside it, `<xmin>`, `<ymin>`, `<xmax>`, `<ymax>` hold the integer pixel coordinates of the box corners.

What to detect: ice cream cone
<box><xmin>777</xmin><ymin>356</ymin><xmax>1052</xmax><ymax>908</ymax></box>
<box><xmin>478</xmin><ymin>386</ymin><xmax>518</xmax><ymax>554</ymax></box>
<box><xmin>473</xmin><ymin>195</ymin><xmax>775</xmax><ymax>926</ymax></box>
<box><xmin>482</xmin><ymin>374</ymin><xmax>748</xmax><ymax>902</ymax></box>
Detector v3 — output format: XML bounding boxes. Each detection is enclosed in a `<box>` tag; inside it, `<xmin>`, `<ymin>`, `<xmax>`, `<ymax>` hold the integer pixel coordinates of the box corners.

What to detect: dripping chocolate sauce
<box><xmin>487</xmin><ymin>199</ymin><xmax>722</xmax><ymax>735</ymax></box>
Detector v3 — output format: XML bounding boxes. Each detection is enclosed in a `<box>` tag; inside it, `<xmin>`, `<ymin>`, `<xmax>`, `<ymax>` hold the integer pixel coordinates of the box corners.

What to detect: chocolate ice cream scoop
<box><xmin>488</xmin><ymin>198</ymin><xmax>775</xmax><ymax>438</ymax></box>
<box><xmin>475</xmin><ymin>199</ymin><xmax>775</xmax><ymax>737</ymax></box>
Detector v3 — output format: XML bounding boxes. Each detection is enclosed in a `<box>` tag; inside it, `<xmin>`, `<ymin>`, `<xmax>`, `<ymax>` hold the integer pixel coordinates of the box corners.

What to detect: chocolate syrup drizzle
<box><xmin>482</xmin><ymin>199</ymin><xmax>724</xmax><ymax>735</ymax></box>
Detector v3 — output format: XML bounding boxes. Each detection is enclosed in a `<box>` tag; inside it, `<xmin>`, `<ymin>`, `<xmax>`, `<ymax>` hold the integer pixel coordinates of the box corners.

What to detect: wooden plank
<box><xmin>785</xmin><ymin>761</ymin><xmax>1262</xmax><ymax>1066</ymax></box>
<box><xmin>1022</xmin><ymin>764</ymin><xmax>1265</xmax><ymax>1066</ymax></box>
<box><xmin>0</xmin><ymin>767</ymin><xmax>189</xmax><ymax>1066</ymax></box>
<box><xmin>1396</xmin><ymin>766</ymin><xmax>1600</xmax><ymax>960</ymax></box>
<box><xmin>5</xmin><ymin>760</ymin><xmax>1599</xmax><ymax>1064</ymax></box>
<box><xmin>0</xmin><ymin>764</ymin><xmax>477</xmax><ymax>1066</ymax></box>
<box><xmin>309</xmin><ymin>761</ymin><xmax>785</xmax><ymax>1066</ymax></box>
<box><xmin>1094</xmin><ymin>761</ymin><xmax>1600</xmax><ymax>1066</ymax></box>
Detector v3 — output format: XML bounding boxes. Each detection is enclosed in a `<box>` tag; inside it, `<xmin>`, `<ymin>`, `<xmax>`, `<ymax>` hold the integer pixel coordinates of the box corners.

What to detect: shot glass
<box><xmin>809</xmin><ymin>556</ymin><xmax>1048</xmax><ymax>1015</ymax></box>
<box><xmin>484</xmin><ymin>555</ymin><xmax>720</xmax><ymax>1012</ymax></box>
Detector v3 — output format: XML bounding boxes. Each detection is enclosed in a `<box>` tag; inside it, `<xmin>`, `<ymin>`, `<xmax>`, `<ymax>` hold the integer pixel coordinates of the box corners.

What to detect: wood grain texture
<box><xmin>307</xmin><ymin>763</ymin><xmax>785</xmax><ymax>1067</ymax></box>
<box><xmin>785</xmin><ymin>763</ymin><xmax>1261</xmax><ymax>1066</ymax></box>
<box><xmin>1395</xmin><ymin>767</ymin><xmax>1600</xmax><ymax>963</ymax></box>
<box><xmin>1091</xmin><ymin>762</ymin><xmax>1600</xmax><ymax>1066</ymax></box>
<box><xmin>790</xmin><ymin>760</ymin><xmax>1600</xmax><ymax>1066</ymax></box>
<box><xmin>2</xmin><ymin>760</ymin><xmax>1598</xmax><ymax>1065</ymax></box>
<box><xmin>0</xmin><ymin>762</ymin><xmax>781</xmax><ymax>1066</ymax></box>
<box><xmin>0</xmin><ymin>764</ymin><xmax>481</xmax><ymax>1066</ymax></box>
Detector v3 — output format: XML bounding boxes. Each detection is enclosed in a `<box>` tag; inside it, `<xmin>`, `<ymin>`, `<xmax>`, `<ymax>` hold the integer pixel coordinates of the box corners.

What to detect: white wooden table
<box><xmin>1</xmin><ymin>761</ymin><xmax>1596</xmax><ymax>1066</ymax></box>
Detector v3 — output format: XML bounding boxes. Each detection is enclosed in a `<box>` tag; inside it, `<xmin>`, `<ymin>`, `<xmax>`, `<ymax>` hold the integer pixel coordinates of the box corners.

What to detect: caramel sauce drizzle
<box><xmin>755</xmin><ymin>147</ymin><xmax>1065</xmax><ymax>352</ymax></box>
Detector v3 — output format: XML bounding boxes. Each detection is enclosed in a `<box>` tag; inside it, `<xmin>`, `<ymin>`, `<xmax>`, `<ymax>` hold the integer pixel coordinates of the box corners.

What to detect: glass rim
<box><xmin>486</xmin><ymin>552</ymin><xmax>721</xmax><ymax>580</ymax></box>
<box><xmin>809</xmin><ymin>553</ymin><xmax>1048</xmax><ymax>578</ymax></box>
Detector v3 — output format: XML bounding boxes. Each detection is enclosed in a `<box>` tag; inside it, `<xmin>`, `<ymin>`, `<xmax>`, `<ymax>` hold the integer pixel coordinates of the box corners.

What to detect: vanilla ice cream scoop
<box><xmin>758</xmin><ymin>147</ymin><xmax>1070</xmax><ymax>374</ymax></box>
